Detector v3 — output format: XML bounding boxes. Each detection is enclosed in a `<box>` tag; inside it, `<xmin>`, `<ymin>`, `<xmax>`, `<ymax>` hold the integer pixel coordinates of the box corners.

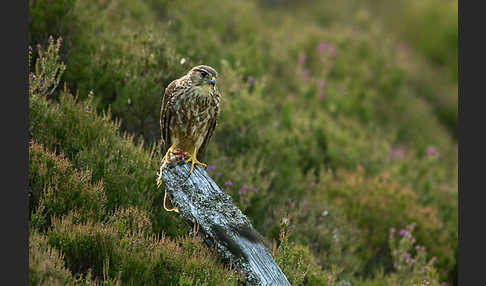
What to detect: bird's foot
<box><xmin>156</xmin><ymin>160</ymin><xmax>165</xmax><ymax>188</ymax></box>
<box><xmin>184</xmin><ymin>153</ymin><xmax>207</xmax><ymax>174</ymax></box>
<box><xmin>156</xmin><ymin>173</ymin><xmax>163</xmax><ymax>188</ymax></box>
<box><xmin>161</xmin><ymin>144</ymin><xmax>179</xmax><ymax>168</ymax></box>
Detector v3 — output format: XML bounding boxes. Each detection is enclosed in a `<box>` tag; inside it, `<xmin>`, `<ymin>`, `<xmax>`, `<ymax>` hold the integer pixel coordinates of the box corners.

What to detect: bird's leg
<box><xmin>157</xmin><ymin>144</ymin><xmax>180</xmax><ymax>213</ymax></box>
<box><xmin>156</xmin><ymin>144</ymin><xmax>175</xmax><ymax>188</ymax></box>
<box><xmin>162</xmin><ymin>144</ymin><xmax>177</xmax><ymax>164</ymax></box>
<box><xmin>184</xmin><ymin>147</ymin><xmax>207</xmax><ymax>174</ymax></box>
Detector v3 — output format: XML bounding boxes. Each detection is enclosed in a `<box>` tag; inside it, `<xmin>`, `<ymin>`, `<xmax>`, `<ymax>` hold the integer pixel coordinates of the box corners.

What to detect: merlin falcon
<box><xmin>156</xmin><ymin>65</ymin><xmax>221</xmax><ymax>212</ymax></box>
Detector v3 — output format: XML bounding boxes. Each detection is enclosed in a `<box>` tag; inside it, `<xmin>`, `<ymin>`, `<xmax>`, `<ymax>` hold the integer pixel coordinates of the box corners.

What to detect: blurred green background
<box><xmin>29</xmin><ymin>0</ymin><xmax>457</xmax><ymax>285</ymax></box>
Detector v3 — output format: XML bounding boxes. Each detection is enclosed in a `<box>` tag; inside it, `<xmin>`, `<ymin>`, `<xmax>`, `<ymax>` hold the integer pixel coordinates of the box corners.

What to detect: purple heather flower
<box><xmin>238</xmin><ymin>185</ymin><xmax>249</xmax><ymax>195</ymax></box>
<box><xmin>389</xmin><ymin>147</ymin><xmax>405</xmax><ymax>159</ymax></box>
<box><xmin>224</xmin><ymin>181</ymin><xmax>233</xmax><ymax>187</ymax></box>
<box><xmin>426</xmin><ymin>146</ymin><xmax>440</xmax><ymax>157</ymax></box>
<box><xmin>319</xmin><ymin>93</ymin><xmax>326</xmax><ymax>100</ymax></box>
<box><xmin>390</xmin><ymin>228</ymin><xmax>396</xmax><ymax>234</ymax></box>
<box><xmin>441</xmin><ymin>283</ymin><xmax>447</xmax><ymax>286</ymax></box>
<box><xmin>399</xmin><ymin>229</ymin><xmax>408</xmax><ymax>236</ymax></box>
<box><xmin>250</xmin><ymin>186</ymin><xmax>258</xmax><ymax>193</ymax></box>
<box><xmin>403</xmin><ymin>252</ymin><xmax>412</xmax><ymax>263</ymax></box>
<box><xmin>206</xmin><ymin>165</ymin><xmax>216</xmax><ymax>172</ymax></box>
<box><xmin>317</xmin><ymin>42</ymin><xmax>328</xmax><ymax>53</ymax></box>
<box><xmin>247</xmin><ymin>76</ymin><xmax>254</xmax><ymax>85</ymax></box>
<box><xmin>317</xmin><ymin>80</ymin><xmax>326</xmax><ymax>89</ymax></box>
<box><xmin>408</xmin><ymin>222</ymin><xmax>417</xmax><ymax>230</ymax></box>
<box><xmin>298</xmin><ymin>54</ymin><xmax>306</xmax><ymax>64</ymax></box>
<box><xmin>48</xmin><ymin>35</ymin><xmax>54</xmax><ymax>42</ymax></box>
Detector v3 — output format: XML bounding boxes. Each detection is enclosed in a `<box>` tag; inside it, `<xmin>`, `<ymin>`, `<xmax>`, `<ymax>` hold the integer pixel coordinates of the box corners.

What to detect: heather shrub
<box><xmin>29</xmin><ymin>230</ymin><xmax>75</xmax><ymax>285</ymax></box>
<box><xmin>297</xmin><ymin>0</ymin><xmax>457</xmax><ymax>81</ymax></box>
<box><xmin>47</xmin><ymin>213</ymin><xmax>242</xmax><ymax>285</ymax></box>
<box><xmin>28</xmin><ymin>36</ymin><xmax>65</xmax><ymax>98</ymax></box>
<box><xmin>387</xmin><ymin>148</ymin><xmax>458</xmax><ymax>280</ymax></box>
<box><xmin>28</xmin><ymin>0</ymin><xmax>457</xmax><ymax>284</ymax></box>
<box><xmin>272</xmin><ymin>219</ymin><xmax>340</xmax><ymax>286</ymax></box>
<box><xmin>29</xmin><ymin>38</ymin><xmax>185</xmax><ymax>236</ymax></box>
<box><xmin>311</xmin><ymin>167</ymin><xmax>453</xmax><ymax>279</ymax></box>
<box><xmin>280</xmin><ymin>186</ymin><xmax>365</xmax><ymax>279</ymax></box>
<box><xmin>29</xmin><ymin>142</ymin><xmax>107</xmax><ymax>230</ymax></box>
<box><xmin>61</xmin><ymin>0</ymin><xmax>186</xmax><ymax>142</ymax></box>
<box><xmin>291</xmin><ymin>27</ymin><xmax>453</xmax><ymax>154</ymax></box>
<box><xmin>268</xmin><ymin>0</ymin><xmax>457</xmax><ymax>135</ymax></box>
<box><xmin>387</xmin><ymin>223</ymin><xmax>441</xmax><ymax>285</ymax></box>
<box><xmin>391</xmin><ymin>0</ymin><xmax>458</xmax><ymax>81</ymax></box>
<box><xmin>106</xmin><ymin>206</ymin><xmax>153</xmax><ymax>238</ymax></box>
<box><xmin>30</xmin><ymin>88</ymin><xmax>186</xmax><ymax>236</ymax></box>
<box><xmin>354</xmin><ymin>223</ymin><xmax>443</xmax><ymax>286</ymax></box>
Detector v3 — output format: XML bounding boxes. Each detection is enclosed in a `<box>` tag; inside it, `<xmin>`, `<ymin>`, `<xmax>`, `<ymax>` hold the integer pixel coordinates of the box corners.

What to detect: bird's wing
<box><xmin>197</xmin><ymin>94</ymin><xmax>220</xmax><ymax>162</ymax></box>
<box><xmin>160</xmin><ymin>80</ymin><xmax>178</xmax><ymax>155</ymax></box>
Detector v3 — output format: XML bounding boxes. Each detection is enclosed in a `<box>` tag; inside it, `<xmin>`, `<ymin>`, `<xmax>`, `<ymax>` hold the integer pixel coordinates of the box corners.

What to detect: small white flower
<box><xmin>322</xmin><ymin>210</ymin><xmax>329</xmax><ymax>217</ymax></box>
<box><xmin>333</xmin><ymin>233</ymin><xmax>339</xmax><ymax>242</ymax></box>
<box><xmin>128</xmin><ymin>98</ymin><xmax>132</xmax><ymax>104</ymax></box>
<box><xmin>180</xmin><ymin>58</ymin><xmax>186</xmax><ymax>65</ymax></box>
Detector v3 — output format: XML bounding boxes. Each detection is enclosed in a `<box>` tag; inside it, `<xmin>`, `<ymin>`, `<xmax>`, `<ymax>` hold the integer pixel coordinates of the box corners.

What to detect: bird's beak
<box><xmin>209</xmin><ymin>77</ymin><xmax>216</xmax><ymax>86</ymax></box>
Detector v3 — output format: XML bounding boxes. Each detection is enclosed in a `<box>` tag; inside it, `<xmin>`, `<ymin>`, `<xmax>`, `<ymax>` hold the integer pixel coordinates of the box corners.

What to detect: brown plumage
<box><xmin>158</xmin><ymin>65</ymin><xmax>221</xmax><ymax>212</ymax></box>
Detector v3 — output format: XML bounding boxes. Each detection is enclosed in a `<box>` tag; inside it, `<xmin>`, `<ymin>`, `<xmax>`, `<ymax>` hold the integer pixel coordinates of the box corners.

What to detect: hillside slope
<box><xmin>29</xmin><ymin>0</ymin><xmax>457</xmax><ymax>285</ymax></box>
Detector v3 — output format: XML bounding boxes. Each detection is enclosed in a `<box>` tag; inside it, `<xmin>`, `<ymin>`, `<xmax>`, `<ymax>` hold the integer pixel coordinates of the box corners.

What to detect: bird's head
<box><xmin>188</xmin><ymin>65</ymin><xmax>218</xmax><ymax>88</ymax></box>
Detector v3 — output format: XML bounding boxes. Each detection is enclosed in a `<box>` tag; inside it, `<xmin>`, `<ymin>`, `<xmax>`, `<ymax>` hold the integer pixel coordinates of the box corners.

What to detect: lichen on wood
<box><xmin>160</xmin><ymin>162</ymin><xmax>290</xmax><ymax>286</ymax></box>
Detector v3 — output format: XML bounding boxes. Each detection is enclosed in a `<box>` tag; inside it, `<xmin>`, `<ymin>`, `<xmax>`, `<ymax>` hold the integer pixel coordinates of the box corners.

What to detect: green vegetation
<box><xmin>29</xmin><ymin>0</ymin><xmax>457</xmax><ymax>285</ymax></box>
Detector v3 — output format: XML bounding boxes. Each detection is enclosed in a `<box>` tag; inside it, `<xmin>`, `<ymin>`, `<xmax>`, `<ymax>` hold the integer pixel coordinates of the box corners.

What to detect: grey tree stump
<box><xmin>160</xmin><ymin>162</ymin><xmax>291</xmax><ymax>286</ymax></box>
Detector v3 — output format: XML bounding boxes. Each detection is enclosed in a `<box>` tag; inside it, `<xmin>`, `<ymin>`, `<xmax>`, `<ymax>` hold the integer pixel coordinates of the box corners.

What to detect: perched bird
<box><xmin>157</xmin><ymin>65</ymin><xmax>221</xmax><ymax>212</ymax></box>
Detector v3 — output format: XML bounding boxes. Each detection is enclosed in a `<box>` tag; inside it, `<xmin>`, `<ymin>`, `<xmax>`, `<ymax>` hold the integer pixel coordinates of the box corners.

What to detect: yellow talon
<box><xmin>156</xmin><ymin>165</ymin><xmax>163</xmax><ymax>188</ymax></box>
<box><xmin>162</xmin><ymin>144</ymin><xmax>177</xmax><ymax>164</ymax></box>
<box><xmin>184</xmin><ymin>147</ymin><xmax>207</xmax><ymax>174</ymax></box>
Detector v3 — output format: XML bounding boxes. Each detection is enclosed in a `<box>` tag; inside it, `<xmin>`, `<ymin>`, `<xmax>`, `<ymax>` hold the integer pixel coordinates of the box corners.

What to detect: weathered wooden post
<box><xmin>160</xmin><ymin>162</ymin><xmax>291</xmax><ymax>286</ymax></box>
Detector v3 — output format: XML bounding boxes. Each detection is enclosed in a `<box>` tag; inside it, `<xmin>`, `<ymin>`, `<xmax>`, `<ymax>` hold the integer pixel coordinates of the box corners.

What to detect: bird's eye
<box><xmin>200</xmin><ymin>71</ymin><xmax>208</xmax><ymax>78</ymax></box>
